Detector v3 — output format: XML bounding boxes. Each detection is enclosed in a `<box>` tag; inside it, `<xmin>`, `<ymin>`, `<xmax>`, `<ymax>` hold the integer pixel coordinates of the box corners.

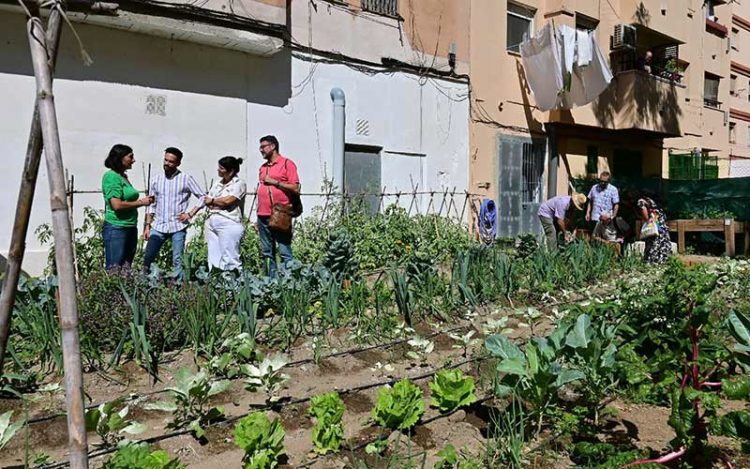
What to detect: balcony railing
<box><xmin>361</xmin><ymin>0</ymin><xmax>398</xmax><ymax>17</ymax></box>
<box><xmin>704</xmin><ymin>98</ymin><xmax>722</xmax><ymax>109</ymax></box>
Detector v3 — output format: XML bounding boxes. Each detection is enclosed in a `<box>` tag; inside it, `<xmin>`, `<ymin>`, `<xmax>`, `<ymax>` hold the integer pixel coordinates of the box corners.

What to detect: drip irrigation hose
<box><xmin>35</xmin><ymin>355</ymin><xmax>489</xmax><ymax>469</ymax></box>
<box><xmin>22</xmin><ymin>324</ymin><xmax>472</xmax><ymax>426</ymax></box>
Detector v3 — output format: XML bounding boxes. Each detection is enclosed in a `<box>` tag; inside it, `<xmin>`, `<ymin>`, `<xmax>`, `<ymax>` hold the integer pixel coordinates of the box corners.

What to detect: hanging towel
<box><xmin>478</xmin><ymin>198</ymin><xmax>497</xmax><ymax>246</ymax></box>
<box><xmin>560</xmin><ymin>25</ymin><xmax>576</xmax><ymax>92</ymax></box>
<box><xmin>577</xmin><ymin>29</ymin><xmax>592</xmax><ymax>67</ymax></box>
<box><xmin>520</xmin><ymin>23</ymin><xmax>564</xmax><ymax>111</ymax></box>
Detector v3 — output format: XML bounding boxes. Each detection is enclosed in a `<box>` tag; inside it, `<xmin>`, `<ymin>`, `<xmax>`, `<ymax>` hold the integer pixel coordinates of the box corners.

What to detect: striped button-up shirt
<box><xmin>146</xmin><ymin>170</ymin><xmax>205</xmax><ymax>234</ymax></box>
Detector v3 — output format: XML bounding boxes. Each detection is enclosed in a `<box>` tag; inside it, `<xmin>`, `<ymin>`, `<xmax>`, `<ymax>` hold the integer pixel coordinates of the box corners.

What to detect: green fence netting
<box><xmin>572</xmin><ymin>176</ymin><xmax>750</xmax><ymax>224</ymax></box>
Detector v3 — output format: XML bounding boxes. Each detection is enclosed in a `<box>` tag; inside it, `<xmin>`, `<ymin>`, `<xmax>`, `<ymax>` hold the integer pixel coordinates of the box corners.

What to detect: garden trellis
<box><xmin>0</xmin><ymin>2</ymin><xmax>89</xmax><ymax>467</ymax></box>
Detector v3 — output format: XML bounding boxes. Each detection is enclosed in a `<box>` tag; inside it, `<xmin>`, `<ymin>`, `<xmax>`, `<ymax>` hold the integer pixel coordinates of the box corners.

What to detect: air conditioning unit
<box><xmin>612</xmin><ymin>24</ymin><xmax>636</xmax><ymax>50</ymax></box>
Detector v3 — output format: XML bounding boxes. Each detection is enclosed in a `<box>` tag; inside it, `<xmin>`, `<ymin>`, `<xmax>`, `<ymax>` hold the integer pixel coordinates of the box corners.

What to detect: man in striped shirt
<box><xmin>143</xmin><ymin>147</ymin><xmax>205</xmax><ymax>280</ymax></box>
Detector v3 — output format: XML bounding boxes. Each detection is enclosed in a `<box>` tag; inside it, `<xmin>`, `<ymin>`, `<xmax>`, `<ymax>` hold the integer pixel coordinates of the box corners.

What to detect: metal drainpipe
<box><xmin>547</xmin><ymin>124</ymin><xmax>559</xmax><ymax>198</ymax></box>
<box><xmin>331</xmin><ymin>88</ymin><xmax>346</xmax><ymax>192</ymax></box>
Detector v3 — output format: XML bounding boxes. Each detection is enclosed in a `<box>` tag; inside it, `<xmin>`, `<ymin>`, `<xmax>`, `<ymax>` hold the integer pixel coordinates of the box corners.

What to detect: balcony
<box><xmin>361</xmin><ymin>0</ymin><xmax>399</xmax><ymax>17</ymax></box>
<box><xmin>593</xmin><ymin>70</ymin><xmax>682</xmax><ymax>137</ymax></box>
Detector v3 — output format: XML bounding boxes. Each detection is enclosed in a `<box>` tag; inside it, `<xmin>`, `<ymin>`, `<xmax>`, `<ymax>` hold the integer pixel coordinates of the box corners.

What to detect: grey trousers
<box><xmin>539</xmin><ymin>215</ymin><xmax>558</xmax><ymax>252</ymax></box>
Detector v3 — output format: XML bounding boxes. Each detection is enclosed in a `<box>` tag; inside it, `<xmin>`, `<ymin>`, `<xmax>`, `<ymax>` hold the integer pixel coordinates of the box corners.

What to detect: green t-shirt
<box><xmin>102</xmin><ymin>170</ymin><xmax>139</xmax><ymax>226</ymax></box>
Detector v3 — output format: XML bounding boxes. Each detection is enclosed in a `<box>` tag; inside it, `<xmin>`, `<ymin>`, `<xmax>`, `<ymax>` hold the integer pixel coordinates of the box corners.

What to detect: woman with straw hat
<box><xmin>537</xmin><ymin>193</ymin><xmax>587</xmax><ymax>252</ymax></box>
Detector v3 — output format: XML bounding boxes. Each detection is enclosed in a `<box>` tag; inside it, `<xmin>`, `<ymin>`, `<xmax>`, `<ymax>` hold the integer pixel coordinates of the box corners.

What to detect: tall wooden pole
<box><xmin>0</xmin><ymin>7</ymin><xmax>63</xmax><ymax>374</ymax></box>
<box><xmin>27</xmin><ymin>15</ymin><xmax>89</xmax><ymax>468</ymax></box>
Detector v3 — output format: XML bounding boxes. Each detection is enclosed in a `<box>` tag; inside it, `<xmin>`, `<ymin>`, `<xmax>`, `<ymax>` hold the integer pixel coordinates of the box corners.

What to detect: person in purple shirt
<box><xmin>537</xmin><ymin>193</ymin><xmax>587</xmax><ymax>252</ymax></box>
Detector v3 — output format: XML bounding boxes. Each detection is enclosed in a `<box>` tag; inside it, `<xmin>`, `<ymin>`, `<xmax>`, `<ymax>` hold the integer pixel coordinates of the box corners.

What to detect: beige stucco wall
<box><xmin>730</xmin><ymin>7</ymin><xmax>750</xmax><ymax>162</ymax></box>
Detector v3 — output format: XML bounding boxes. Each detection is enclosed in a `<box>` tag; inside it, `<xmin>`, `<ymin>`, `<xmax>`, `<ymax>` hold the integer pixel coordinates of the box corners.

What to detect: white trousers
<box><xmin>206</xmin><ymin>215</ymin><xmax>244</xmax><ymax>271</ymax></box>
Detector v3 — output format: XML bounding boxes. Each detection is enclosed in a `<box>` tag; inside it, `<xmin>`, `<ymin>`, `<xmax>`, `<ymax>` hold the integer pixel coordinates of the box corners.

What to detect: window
<box><xmin>748</xmin><ymin>125</ymin><xmax>750</xmax><ymax>146</ymax></box>
<box><xmin>732</xmin><ymin>28</ymin><xmax>739</xmax><ymax>50</ymax></box>
<box><xmin>731</xmin><ymin>74</ymin><xmax>737</xmax><ymax>96</ymax></box>
<box><xmin>576</xmin><ymin>13</ymin><xmax>598</xmax><ymax>32</ymax></box>
<box><xmin>586</xmin><ymin>146</ymin><xmax>598</xmax><ymax>174</ymax></box>
<box><xmin>344</xmin><ymin>145</ymin><xmax>382</xmax><ymax>215</ymax></box>
<box><xmin>361</xmin><ymin>0</ymin><xmax>398</xmax><ymax>17</ymax></box>
<box><xmin>507</xmin><ymin>2</ymin><xmax>535</xmax><ymax>53</ymax></box>
<box><xmin>730</xmin><ymin>122</ymin><xmax>737</xmax><ymax>143</ymax></box>
<box><xmin>521</xmin><ymin>141</ymin><xmax>544</xmax><ymax>204</ymax></box>
<box><xmin>704</xmin><ymin>73</ymin><xmax>721</xmax><ymax>108</ymax></box>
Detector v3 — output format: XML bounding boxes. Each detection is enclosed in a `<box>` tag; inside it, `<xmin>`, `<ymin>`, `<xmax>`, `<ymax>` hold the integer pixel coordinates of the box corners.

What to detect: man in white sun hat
<box><xmin>537</xmin><ymin>193</ymin><xmax>587</xmax><ymax>252</ymax></box>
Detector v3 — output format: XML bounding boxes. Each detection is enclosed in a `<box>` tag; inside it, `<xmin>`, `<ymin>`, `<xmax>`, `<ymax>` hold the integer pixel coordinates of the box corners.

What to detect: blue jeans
<box><xmin>143</xmin><ymin>228</ymin><xmax>187</xmax><ymax>280</ymax></box>
<box><xmin>257</xmin><ymin>216</ymin><xmax>293</xmax><ymax>278</ymax></box>
<box><xmin>102</xmin><ymin>222</ymin><xmax>138</xmax><ymax>270</ymax></box>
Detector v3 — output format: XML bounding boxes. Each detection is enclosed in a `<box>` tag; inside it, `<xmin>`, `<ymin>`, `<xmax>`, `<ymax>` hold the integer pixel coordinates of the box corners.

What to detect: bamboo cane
<box><xmin>26</xmin><ymin>15</ymin><xmax>89</xmax><ymax>469</ymax></box>
<box><xmin>0</xmin><ymin>6</ymin><xmax>63</xmax><ymax>374</ymax></box>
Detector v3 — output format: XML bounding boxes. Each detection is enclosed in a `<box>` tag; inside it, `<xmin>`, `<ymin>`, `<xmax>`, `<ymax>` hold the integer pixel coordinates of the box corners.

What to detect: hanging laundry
<box><xmin>519</xmin><ymin>23</ymin><xmax>564</xmax><ymax>112</ymax></box>
<box><xmin>577</xmin><ymin>29</ymin><xmax>592</xmax><ymax>67</ymax></box>
<box><xmin>521</xmin><ymin>22</ymin><xmax>613</xmax><ymax>111</ymax></box>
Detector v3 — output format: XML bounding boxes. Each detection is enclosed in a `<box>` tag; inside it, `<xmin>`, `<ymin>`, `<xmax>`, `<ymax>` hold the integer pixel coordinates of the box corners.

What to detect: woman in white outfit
<box><xmin>204</xmin><ymin>156</ymin><xmax>247</xmax><ymax>271</ymax></box>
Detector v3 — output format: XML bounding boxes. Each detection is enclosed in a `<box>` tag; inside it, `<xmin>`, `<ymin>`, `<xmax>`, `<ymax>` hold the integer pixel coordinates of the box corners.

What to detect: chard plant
<box><xmin>372</xmin><ymin>378</ymin><xmax>425</xmax><ymax>431</ymax></box>
<box><xmin>429</xmin><ymin>368</ymin><xmax>477</xmax><ymax>413</ymax></box>
<box><xmin>208</xmin><ymin>333</ymin><xmax>261</xmax><ymax>379</ymax></box>
<box><xmin>406</xmin><ymin>336</ymin><xmax>434</xmax><ymax>363</ymax></box>
<box><xmin>485</xmin><ymin>330</ymin><xmax>584</xmax><ymax>435</ymax></box>
<box><xmin>448</xmin><ymin>330</ymin><xmax>480</xmax><ymax>358</ymax></box>
<box><xmin>242</xmin><ymin>355</ymin><xmax>290</xmax><ymax>404</ymax></box>
<box><xmin>145</xmin><ymin>368</ymin><xmax>230</xmax><ymax>439</ymax></box>
<box><xmin>309</xmin><ymin>392</ymin><xmax>345</xmax><ymax>454</ymax></box>
<box><xmin>85</xmin><ymin>398</ymin><xmax>147</xmax><ymax>447</ymax></box>
<box><xmin>0</xmin><ymin>410</ymin><xmax>23</xmax><ymax>451</ymax></box>
<box><xmin>233</xmin><ymin>412</ymin><xmax>286</xmax><ymax>469</ymax></box>
<box><xmin>562</xmin><ymin>313</ymin><xmax>619</xmax><ymax>425</ymax></box>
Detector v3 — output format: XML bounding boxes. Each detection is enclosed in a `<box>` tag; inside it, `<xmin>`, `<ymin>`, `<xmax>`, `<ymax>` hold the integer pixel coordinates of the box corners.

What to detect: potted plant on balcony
<box><xmin>664</xmin><ymin>58</ymin><xmax>683</xmax><ymax>83</ymax></box>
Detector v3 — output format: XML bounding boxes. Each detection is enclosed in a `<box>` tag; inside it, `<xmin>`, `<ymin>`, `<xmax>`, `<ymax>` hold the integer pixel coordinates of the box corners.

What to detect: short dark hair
<box><xmin>165</xmin><ymin>147</ymin><xmax>183</xmax><ymax>161</ymax></box>
<box><xmin>218</xmin><ymin>156</ymin><xmax>243</xmax><ymax>175</ymax></box>
<box><xmin>260</xmin><ymin>135</ymin><xmax>279</xmax><ymax>152</ymax></box>
<box><xmin>104</xmin><ymin>144</ymin><xmax>133</xmax><ymax>172</ymax></box>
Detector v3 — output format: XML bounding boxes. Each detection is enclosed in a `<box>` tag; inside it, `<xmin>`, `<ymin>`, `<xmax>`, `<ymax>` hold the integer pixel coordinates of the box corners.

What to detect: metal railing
<box><xmin>703</xmin><ymin>97</ymin><xmax>722</xmax><ymax>109</ymax></box>
<box><xmin>361</xmin><ymin>0</ymin><xmax>398</xmax><ymax>17</ymax></box>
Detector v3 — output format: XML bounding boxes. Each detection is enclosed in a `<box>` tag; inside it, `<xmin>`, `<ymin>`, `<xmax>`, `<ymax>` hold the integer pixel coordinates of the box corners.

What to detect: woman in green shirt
<box><xmin>102</xmin><ymin>144</ymin><xmax>154</xmax><ymax>269</ymax></box>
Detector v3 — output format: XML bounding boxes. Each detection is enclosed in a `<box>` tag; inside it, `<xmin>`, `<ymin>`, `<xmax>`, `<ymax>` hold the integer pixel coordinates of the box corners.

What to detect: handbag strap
<box><xmin>265</xmin><ymin>165</ymin><xmax>275</xmax><ymax>206</ymax></box>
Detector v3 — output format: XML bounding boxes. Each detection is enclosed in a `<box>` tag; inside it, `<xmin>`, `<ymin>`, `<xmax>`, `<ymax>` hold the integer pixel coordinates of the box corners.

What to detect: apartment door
<box><xmin>612</xmin><ymin>148</ymin><xmax>643</xmax><ymax>179</ymax></box>
<box><xmin>344</xmin><ymin>144</ymin><xmax>382</xmax><ymax>215</ymax></box>
<box><xmin>497</xmin><ymin>135</ymin><xmax>546</xmax><ymax>238</ymax></box>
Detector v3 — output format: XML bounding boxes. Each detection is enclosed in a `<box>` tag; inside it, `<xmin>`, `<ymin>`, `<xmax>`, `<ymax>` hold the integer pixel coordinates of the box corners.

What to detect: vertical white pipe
<box><xmin>330</xmin><ymin>88</ymin><xmax>346</xmax><ymax>192</ymax></box>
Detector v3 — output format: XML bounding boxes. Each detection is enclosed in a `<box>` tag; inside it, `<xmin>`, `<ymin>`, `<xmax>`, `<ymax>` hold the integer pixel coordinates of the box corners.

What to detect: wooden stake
<box><xmin>0</xmin><ymin>6</ymin><xmax>63</xmax><ymax>374</ymax></box>
<box><xmin>27</xmin><ymin>15</ymin><xmax>89</xmax><ymax>468</ymax></box>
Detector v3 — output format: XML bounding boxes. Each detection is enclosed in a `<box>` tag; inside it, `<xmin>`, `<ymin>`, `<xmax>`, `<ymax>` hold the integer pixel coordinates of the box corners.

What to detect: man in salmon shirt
<box><xmin>256</xmin><ymin>135</ymin><xmax>301</xmax><ymax>277</ymax></box>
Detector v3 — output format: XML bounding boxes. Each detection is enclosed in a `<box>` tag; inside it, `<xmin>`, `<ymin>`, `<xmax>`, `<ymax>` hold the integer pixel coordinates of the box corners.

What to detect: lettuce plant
<box><xmin>102</xmin><ymin>443</ymin><xmax>184</xmax><ymax>469</ymax></box>
<box><xmin>372</xmin><ymin>378</ymin><xmax>424</xmax><ymax>430</ymax></box>
<box><xmin>233</xmin><ymin>412</ymin><xmax>285</xmax><ymax>469</ymax></box>
<box><xmin>429</xmin><ymin>368</ymin><xmax>477</xmax><ymax>413</ymax></box>
<box><xmin>308</xmin><ymin>392</ymin><xmax>345</xmax><ymax>454</ymax></box>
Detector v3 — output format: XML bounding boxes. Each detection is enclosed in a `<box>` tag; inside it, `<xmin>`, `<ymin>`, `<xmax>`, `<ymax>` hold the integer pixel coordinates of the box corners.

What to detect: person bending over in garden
<box><xmin>204</xmin><ymin>156</ymin><xmax>247</xmax><ymax>271</ymax></box>
<box><xmin>592</xmin><ymin>211</ymin><xmax>630</xmax><ymax>255</ymax></box>
<box><xmin>637</xmin><ymin>197</ymin><xmax>672</xmax><ymax>264</ymax></box>
<box><xmin>143</xmin><ymin>147</ymin><xmax>206</xmax><ymax>281</ymax></box>
<box><xmin>256</xmin><ymin>135</ymin><xmax>301</xmax><ymax>277</ymax></box>
<box><xmin>101</xmin><ymin>144</ymin><xmax>154</xmax><ymax>270</ymax></box>
<box><xmin>537</xmin><ymin>193</ymin><xmax>587</xmax><ymax>252</ymax></box>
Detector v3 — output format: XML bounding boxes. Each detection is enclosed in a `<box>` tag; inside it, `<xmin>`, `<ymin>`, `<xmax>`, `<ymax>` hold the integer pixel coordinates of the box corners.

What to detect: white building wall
<box><xmin>0</xmin><ymin>11</ymin><xmax>468</xmax><ymax>275</ymax></box>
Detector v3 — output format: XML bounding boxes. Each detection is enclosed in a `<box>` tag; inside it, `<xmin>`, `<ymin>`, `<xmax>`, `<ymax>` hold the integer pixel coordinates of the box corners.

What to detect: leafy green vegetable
<box><xmin>0</xmin><ymin>410</ymin><xmax>23</xmax><ymax>450</ymax></box>
<box><xmin>429</xmin><ymin>369</ymin><xmax>477</xmax><ymax>413</ymax></box>
<box><xmin>85</xmin><ymin>398</ymin><xmax>146</xmax><ymax>447</ymax></box>
<box><xmin>233</xmin><ymin>412</ymin><xmax>286</xmax><ymax>469</ymax></box>
<box><xmin>372</xmin><ymin>378</ymin><xmax>425</xmax><ymax>430</ymax></box>
<box><xmin>102</xmin><ymin>443</ymin><xmax>184</xmax><ymax>469</ymax></box>
<box><xmin>309</xmin><ymin>392</ymin><xmax>345</xmax><ymax>454</ymax></box>
<box><xmin>144</xmin><ymin>367</ymin><xmax>230</xmax><ymax>439</ymax></box>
